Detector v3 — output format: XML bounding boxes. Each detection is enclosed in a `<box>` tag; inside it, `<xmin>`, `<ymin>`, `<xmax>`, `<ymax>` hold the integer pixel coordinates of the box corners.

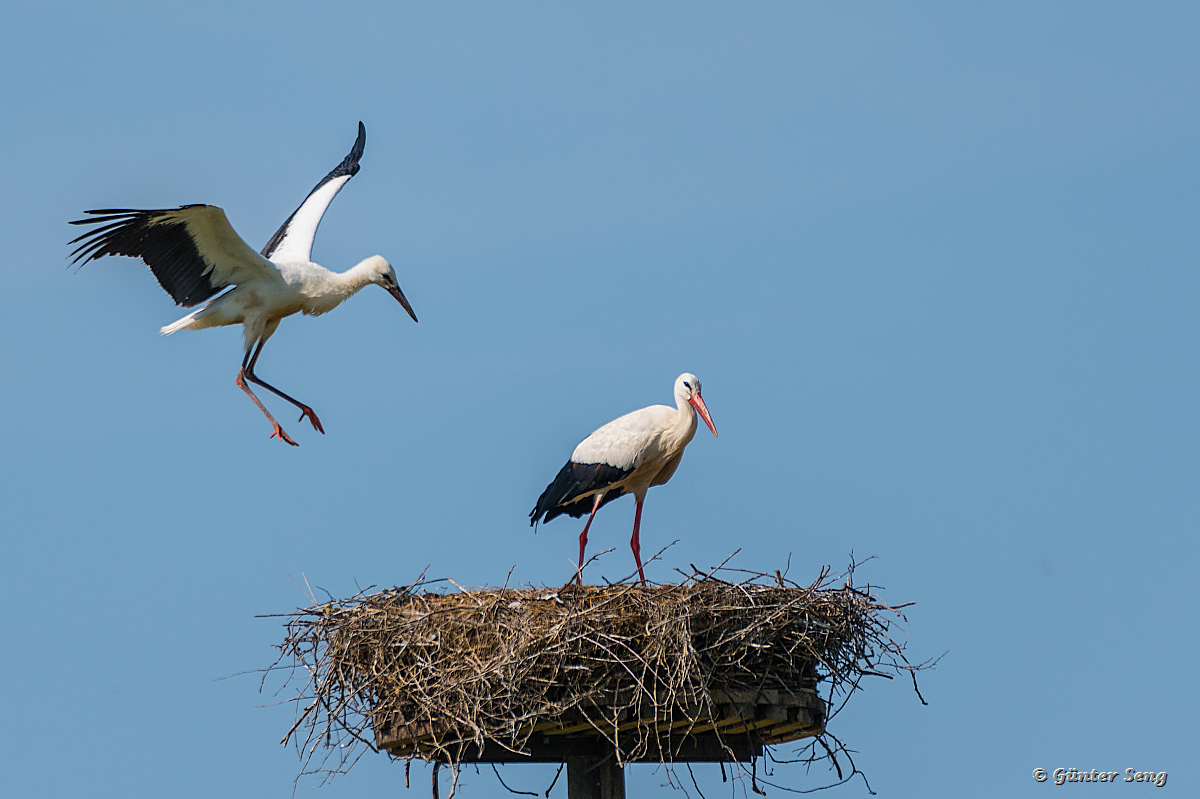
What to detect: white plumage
<box><xmin>531</xmin><ymin>373</ymin><xmax>718</xmax><ymax>585</ymax></box>
<box><xmin>69</xmin><ymin>122</ymin><xmax>417</xmax><ymax>446</ymax></box>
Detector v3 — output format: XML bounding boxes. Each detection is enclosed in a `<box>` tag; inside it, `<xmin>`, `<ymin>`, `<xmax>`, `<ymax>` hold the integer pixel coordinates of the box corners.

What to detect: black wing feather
<box><xmin>261</xmin><ymin>121</ymin><xmax>366</xmax><ymax>259</ymax></box>
<box><xmin>68</xmin><ymin>206</ymin><xmax>224</xmax><ymax>307</ymax></box>
<box><xmin>529</xmin><ymin>461</ymin><xmax>632</xmax><ymax>526</ymax></box>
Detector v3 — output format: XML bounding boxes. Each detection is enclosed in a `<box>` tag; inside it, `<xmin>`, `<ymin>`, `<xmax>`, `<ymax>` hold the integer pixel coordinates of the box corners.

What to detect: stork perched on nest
<box><xmin>531</xmin><ymin>373</ymin><xmax>718</xmax><ymax>585</ymax></box>
<box><xmin>68</xmin><ymin>122</ymin><xmax>417</xmax><ymax>446</ymax></box>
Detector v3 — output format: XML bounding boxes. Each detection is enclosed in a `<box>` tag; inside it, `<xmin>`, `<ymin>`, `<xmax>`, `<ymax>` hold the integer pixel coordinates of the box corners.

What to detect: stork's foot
<box><xmin>297</xmin><ymin>406</ymin><xmax>324</xmax><ymax>434</ymax></box>
<box><xmin>270</xmin><ymin>424</ymin><xmax>300</xmax><ymax>446</ymax></box>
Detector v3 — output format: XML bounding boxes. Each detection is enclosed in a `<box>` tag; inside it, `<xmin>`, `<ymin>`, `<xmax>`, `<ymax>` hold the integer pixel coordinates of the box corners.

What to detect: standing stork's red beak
<box><xmin>689</xmin><ymin>392</ymin><xmax>718</xmax><ymax>438</ymax></box>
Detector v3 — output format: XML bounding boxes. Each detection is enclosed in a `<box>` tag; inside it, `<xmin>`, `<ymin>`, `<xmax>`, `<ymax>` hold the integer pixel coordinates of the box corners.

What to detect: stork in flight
<box><xmin>69</xmin><ymin>122</ymin><xmax>417</xmax><ymax>446</ymax></box>
<box><xmin>530</xmin><ymin>373</ymin><xmax>718</xmax><ymax>585</ymax></box>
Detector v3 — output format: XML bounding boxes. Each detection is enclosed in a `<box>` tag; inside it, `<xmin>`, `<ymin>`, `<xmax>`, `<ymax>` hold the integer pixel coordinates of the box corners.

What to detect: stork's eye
<box><xmin>683</xmin><ymin>381</ymin><xmax>692</xmax><ymax>390</ymax></box>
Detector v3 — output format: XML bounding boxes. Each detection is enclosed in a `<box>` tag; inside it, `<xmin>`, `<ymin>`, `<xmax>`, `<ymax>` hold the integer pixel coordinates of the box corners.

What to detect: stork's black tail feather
<box><xmin>530</xmin><ymin>461</ymin><xmax>631</xmax><ymax>526</ymax></box>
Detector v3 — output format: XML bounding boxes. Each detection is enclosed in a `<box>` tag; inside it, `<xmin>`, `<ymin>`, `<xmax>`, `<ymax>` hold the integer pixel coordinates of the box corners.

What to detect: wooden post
<box><xmin>567</xmin><ymin>753</ymin><xmax>625</xmax><ymax>799</ymax></box>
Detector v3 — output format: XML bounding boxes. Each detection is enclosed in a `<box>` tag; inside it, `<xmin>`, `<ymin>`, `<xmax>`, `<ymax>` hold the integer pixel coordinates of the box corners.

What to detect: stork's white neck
<box><xmin>665</xmin><ymin>392</ymin><xmax>699</xmax><ymax>452</ymax></box>
<box><xmin>284</xmin><ymin>258</ymin><xmax>379</xmax><ymax>317</ymax></box>
<box><xmin>335</xmin><ymin>259</ymin><xmax>380</xmax><ymax>295</ymax></box>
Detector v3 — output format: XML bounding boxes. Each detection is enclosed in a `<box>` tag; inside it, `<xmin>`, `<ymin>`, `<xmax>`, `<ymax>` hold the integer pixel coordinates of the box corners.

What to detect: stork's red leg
<box><xmin>236</xmin><ymin>344</ymin><xmax>298</xmax><ymax>446</ymax></box>
<box><xmin>242</xmin><ymin>340</ymin><xmax>324</xmax><ymax>434</ymax></box>
<box><xmin>574</xmin><ymin>494</ymin><xmax>605</xmax><ymax>586</ymax></box>
<box><xmin>630</xmin><ymin>498</ymin><xmax>647</xmax><ymax>586</ymax></box>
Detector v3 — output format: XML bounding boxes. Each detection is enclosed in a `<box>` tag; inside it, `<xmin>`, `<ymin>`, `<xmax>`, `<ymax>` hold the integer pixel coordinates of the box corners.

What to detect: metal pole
<box><xmin>567</xmin><ymin>753</ymin><xmax>625</xmax><ymax>799</ymax></box>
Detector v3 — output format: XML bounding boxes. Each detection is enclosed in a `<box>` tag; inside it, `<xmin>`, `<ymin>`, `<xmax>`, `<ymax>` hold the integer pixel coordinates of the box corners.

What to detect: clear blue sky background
<box><xmin>2</xmin><ymin>2</ymin><xmax>1197</xmax><ymax>796</ymax></box>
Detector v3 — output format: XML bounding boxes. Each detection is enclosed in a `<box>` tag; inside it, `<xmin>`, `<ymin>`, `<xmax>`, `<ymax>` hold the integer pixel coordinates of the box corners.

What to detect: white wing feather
<box><xmin>572</xmin><ymin>405</ymin><xmax>676</xmax><ymax>470</ymax></box>
<box><xmin>261</xmin><ymin>174</ymin><xmax>353</xmax><ymax>264</ymax></box>
<box><xmin>261</xmin><ymin>122</ymin><xmax>366</xmax><ymax>264</ymax></box>
<box><xmin>166</xmin><ymin>206</ymin><xmax>283</xmax><ymax>287</ymax></box>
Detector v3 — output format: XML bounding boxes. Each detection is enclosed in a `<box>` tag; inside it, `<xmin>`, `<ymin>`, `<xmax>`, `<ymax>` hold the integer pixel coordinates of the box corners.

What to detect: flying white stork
<box><xmin>69</xmin><ymin>122</ymin><xmax>417</xmax><ymax>446</ymax></box>
<box><xmin>530</xmin><ymin>373</ymin><xmax>718</xmax><ymax>585</ymax></box>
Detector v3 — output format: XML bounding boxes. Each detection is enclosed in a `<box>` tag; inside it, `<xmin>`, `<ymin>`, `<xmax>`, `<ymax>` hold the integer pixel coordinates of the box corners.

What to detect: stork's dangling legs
<box><xmin>236</xmin><ymin>343</ymin><xmax>298</xmax><ymax>446</ymax></box>
<box><xmin>573</xmin><ymin>493</ymin><xmax>606</xmax><ymax>586</ymax></box>
<box><xmin>240</xmin><ymin>339</ymin><xmax>324</xmax><ymax>434</ymax></box>
<box><xmin>630</xmin><ymin>498</ymin><xmax>647</xmax><ymax>586</ymax></box>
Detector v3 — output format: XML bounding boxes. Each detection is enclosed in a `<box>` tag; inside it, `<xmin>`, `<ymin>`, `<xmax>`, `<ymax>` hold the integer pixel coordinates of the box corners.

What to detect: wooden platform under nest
<box><xmin>376</xmin><ymin>685</ymin><xmax>826</xmax><ymax>762</ymax></box>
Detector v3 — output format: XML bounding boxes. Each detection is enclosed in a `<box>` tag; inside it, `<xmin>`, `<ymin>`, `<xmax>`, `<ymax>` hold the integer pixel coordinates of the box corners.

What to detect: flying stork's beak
<box><xmin>689</xmin><ymin>392</ymin><xmax>718</xmax><ymax>438</ymax></box>
<box><xmin>388</xmin><ymin>285</ymin><xmax>419</xmax><ymax>323</ymax></box>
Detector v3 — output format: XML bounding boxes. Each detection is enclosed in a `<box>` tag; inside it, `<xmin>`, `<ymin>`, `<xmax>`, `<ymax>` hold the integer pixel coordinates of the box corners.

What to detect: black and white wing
<box><xmin>530</xmin><ymin>461</ymin><xmax>632</xmax><ymax>525</ymax></box>
<box><xmin>529</xmin><ymin>406</ymin><xmax>672</xmax><ymax>525</ymax></box>
<box><xmin>261</xmin><ymin>121</ymin><xmax>366</xmax><ymax>264</ymax></box>
<box><xmin>69</xmin><ymin>205</ymin><xmax>280</xmax><ymax>307</ymax></box>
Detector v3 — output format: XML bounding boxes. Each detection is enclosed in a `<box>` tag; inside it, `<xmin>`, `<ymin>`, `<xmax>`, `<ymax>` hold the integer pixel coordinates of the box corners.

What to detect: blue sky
<box><xmin>2</xmin><ymin>2</ymin><xmax>1197</xmax><ymax>796</ymax></box>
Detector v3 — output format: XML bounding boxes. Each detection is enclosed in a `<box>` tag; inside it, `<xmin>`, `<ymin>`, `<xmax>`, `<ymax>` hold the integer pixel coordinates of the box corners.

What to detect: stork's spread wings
<box><xmin>261</xmin><ymin>122</ymin><xmax>366</xmax><ymax>263</ymax></box>
<box><xmin>69</xmin><ymin>205</ymin><xmax>280</xmax><ymax>307</ymax></box>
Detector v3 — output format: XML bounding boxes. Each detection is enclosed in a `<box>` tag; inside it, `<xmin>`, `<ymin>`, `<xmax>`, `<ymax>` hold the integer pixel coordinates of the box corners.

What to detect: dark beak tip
<box><xmin>387</xmin><ymin>286</ymin><xmax>418</xmax><ymax>322</ymax></box>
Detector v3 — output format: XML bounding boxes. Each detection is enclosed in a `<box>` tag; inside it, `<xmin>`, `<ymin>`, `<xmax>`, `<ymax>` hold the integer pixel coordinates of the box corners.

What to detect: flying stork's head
<box><xmin>675</xmin><ymin>372</ymin><xmax>718</xmax><ymax>438</ymax></box>
<box><xmin>361</xmin><ymin>255</ymin><xmax>418</xmax><ymax>323</ymax></box>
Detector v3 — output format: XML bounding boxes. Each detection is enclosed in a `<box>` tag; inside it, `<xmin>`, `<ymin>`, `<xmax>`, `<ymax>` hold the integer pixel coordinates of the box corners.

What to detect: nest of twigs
<box><xmin>269</xmin><ymin>558</ymin><xmax>928</xmax><ymax>791</ymax></box>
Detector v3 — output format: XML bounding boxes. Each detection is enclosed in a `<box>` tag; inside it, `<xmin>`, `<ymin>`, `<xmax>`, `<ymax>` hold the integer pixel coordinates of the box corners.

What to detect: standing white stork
<box><xmin>530</xmin><ymin>373</ymin><xmax>718</xmax><ymax>585</ymax></box>
<box><xmin>68</xmin><ymin>122</ymin><xmax>417</xmax><ymax>446</ymax></box>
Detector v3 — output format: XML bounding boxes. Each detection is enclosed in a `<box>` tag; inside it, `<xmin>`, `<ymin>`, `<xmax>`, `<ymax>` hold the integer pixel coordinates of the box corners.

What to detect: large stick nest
<box><xmin>269</xmin><ymin>558</ymin><xmax>926</xmax><ymax>789</ymax></box>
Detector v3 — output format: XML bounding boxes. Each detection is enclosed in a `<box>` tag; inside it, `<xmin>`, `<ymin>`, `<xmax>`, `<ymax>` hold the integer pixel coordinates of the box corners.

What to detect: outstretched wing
<box><xmin>261</xmin><ymin>121</ymin><xmax>366</xmax><ymax>263</ymax></box>
<box><xmin>69</xmin><ymin>205</ymin><xmax>280</xmax><ymax>307</ymax></box>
